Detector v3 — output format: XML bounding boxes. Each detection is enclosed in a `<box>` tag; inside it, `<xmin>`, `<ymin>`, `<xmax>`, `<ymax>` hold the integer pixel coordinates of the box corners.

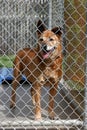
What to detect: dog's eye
<box><xmin>39</xmin><ymin>38</ymin><xmax>43</xmax><ymax>42</ymax></box>
<box><xmin>49</xmin><ymin>38</ymin><xmax>54</xmax><ymax>41</ymax></box>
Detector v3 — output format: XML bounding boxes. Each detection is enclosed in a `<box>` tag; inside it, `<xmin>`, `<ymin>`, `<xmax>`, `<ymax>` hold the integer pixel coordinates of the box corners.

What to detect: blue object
<box><xmin>0</xmin><ymin>67</ymin><xmax>26</xmax><ymax>85</ymax></box>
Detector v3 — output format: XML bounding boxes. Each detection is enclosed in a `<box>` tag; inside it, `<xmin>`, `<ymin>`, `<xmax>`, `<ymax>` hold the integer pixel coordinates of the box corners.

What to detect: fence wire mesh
<box><xmin>0</xmin><ymin>0</ymin><xmax>86</xmax><ymax>129</ymax></box>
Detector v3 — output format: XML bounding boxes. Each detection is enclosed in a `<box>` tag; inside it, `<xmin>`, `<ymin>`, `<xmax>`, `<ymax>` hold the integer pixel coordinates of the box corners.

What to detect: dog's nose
<box><xmin>42</xmin><ymin>44</ymin><xmax>47</xmax><ymax>52</ymax></box>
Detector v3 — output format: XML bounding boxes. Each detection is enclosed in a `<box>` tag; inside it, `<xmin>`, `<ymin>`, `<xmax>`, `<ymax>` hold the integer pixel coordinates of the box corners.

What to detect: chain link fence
<box><xmin>0</xmin><ymin>0</ymin><xmax>86</xmax><ymax>129</ymax></box>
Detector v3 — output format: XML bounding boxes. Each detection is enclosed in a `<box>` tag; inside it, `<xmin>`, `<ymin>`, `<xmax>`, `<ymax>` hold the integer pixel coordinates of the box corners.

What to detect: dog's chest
<box><xmin>39</xmin><ymin>67</ymin><xmax>58</xmax><ymax>84</ymax></box>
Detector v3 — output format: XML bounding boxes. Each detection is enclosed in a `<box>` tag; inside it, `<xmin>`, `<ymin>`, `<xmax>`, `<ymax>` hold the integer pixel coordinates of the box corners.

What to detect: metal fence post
<box><xmin>84</xmin><ymin>2</ymin><xmax>87</xmax><ymax>130</ymax></box>
<box><xmin>48</xmin><ymin>0</ymin><xmax>52</xmax><ymax>29</ymax></box>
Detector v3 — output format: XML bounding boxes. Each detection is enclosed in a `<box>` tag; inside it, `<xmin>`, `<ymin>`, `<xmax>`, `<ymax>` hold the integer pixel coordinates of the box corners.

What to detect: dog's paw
<box><xmin>10</xmin><ymin>105</ymin><xmax>16</xmax><ymax>109</ymax></box>
<box><xmin>49</xmin><ymin>111</ymin><xmax>55</xmax><ymax>120</ymax></box>
<box><xmin>35</xmin><ymin>112</ymin><xmax>42</xmax><ymax>120</ymax></box>
<box><xmin>10</xmin><ymin>103</ymin><xmax>16</xmax><ymax>109</ymax></box>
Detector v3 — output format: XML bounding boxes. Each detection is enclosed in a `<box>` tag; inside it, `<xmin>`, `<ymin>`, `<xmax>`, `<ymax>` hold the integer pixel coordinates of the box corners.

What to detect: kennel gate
<box><xmin>0</xmin><ymin>0</ymin><xmax>86</xmax><ymax>129</ymax></box>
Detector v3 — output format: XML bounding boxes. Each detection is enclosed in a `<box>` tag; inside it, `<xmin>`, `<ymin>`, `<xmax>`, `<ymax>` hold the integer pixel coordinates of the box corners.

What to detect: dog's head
<box><xmin>37</xmin><ymin>20</ymin><xmax>62</xmax><ymax>60</ymax></box>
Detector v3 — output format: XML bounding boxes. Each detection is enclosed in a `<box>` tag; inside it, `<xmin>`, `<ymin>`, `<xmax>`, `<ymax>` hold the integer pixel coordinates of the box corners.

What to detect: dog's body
<box><xmin>10</xmin><ymin>20</ymin><xmax>62</xmax><ymax>120</ymax></box>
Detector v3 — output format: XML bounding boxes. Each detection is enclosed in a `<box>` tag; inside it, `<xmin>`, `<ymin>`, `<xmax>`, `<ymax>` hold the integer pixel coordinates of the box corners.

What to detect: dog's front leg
<box><xmin>33</xmin><ymin>82</ymin><xmax>41</xmax><ymax>120</ymax></box>
<box><xmin>48</xmin><ymin>82</ymin><xmax>58</xmax><ymax>119</ymax></box>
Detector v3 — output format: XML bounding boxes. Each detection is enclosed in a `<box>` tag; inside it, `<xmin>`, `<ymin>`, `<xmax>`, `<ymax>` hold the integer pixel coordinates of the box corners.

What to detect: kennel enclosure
<box><xmin>0</xmin><ymin>0</ymin><xmax>86</xmax><ymax>129</ymax></box>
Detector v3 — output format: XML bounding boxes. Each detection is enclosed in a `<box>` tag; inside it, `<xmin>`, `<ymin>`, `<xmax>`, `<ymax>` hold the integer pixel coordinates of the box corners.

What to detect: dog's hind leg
<box><xmin>10</xmin><ymin>60</ymin><xmax>21</xmax><ymax>108</ymax></box>
<box><xmin>10</xmin><ymin>77</ymin><xmax>21</xmax><ymax>108</ymax></box>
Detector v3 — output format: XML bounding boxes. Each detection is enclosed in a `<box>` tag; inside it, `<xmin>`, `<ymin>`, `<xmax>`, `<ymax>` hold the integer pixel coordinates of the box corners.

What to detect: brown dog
<box><xmin>10</xmin><ymin>20</ymin><xmax>62</xmax><ymax>120</ymax></box>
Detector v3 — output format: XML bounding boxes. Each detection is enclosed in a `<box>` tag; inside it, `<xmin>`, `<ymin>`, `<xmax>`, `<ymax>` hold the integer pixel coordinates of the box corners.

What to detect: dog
<box><xmin>10</xmin><ymin>20</ymin><xmax>62</xmax><ymax>120</ymax></box>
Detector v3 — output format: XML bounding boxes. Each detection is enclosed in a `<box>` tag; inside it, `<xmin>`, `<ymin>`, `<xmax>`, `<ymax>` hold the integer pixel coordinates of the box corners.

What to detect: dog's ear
<box><xmin>51</xmin><ymin>27</ymin><xmax>62</xmax><ymax>37</ymax></box>
<box><xmin>37</xmin><ymin>20</ymin><xmax>46</xmax><ymax>37</ymax></box>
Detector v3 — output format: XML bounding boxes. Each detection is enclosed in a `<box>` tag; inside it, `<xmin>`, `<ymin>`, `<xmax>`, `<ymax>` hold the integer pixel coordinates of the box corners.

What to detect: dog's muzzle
<box><xmin>41</xmin><ymin>44</ymin><xmax>55</xmax><ymax>59</ymax></box>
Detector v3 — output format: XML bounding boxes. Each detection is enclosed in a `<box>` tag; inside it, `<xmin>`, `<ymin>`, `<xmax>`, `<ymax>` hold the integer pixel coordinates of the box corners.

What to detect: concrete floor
<box><xmin>0</xmin><ymin>82</ymin><xmax>83</xmax><ymax>128</ymax></box>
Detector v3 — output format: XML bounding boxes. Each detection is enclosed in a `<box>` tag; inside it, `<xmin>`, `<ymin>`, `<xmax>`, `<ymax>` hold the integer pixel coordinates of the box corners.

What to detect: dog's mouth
<box><xmin>41</xmin><ymin>46</ymin><xmax>55</xmax><ymax>59</ymax></box>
